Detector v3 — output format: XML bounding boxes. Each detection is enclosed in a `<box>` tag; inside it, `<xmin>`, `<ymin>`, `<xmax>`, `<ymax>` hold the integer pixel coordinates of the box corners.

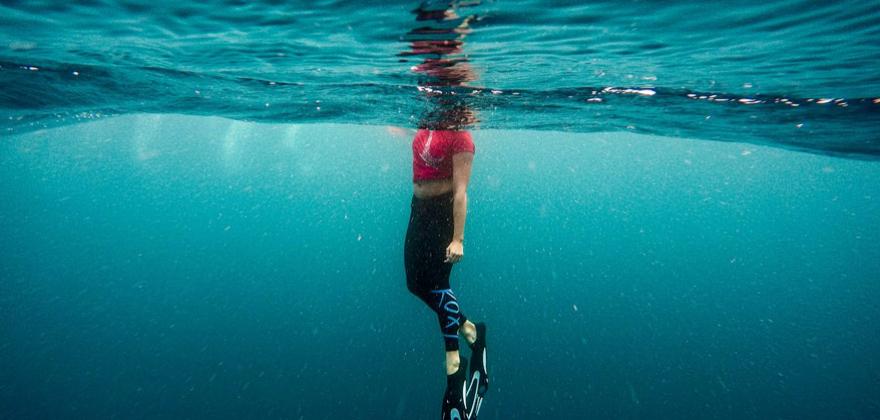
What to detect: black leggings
<box><xmin>404</xmin><ymin>191</ymin><xmax>467</xmax><ymax>351</ymax></box>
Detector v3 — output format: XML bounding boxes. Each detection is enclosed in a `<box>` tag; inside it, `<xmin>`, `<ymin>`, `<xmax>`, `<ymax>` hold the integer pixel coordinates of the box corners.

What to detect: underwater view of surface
<box><xmin>1</xmin><ymin>1</ymin><xmax>879</xmax><ymax>419</ymax></box>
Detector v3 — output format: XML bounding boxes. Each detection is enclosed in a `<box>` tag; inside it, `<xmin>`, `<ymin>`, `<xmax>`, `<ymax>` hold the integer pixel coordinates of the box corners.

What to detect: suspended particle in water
<box><xmin>9</xmin><ymin>41</ymin><xmax>36</xmax><ymax>51</ymax></box>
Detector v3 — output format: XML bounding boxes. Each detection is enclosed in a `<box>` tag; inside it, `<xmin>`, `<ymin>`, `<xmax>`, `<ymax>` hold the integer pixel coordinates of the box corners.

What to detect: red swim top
<box><xmin>412</xmin><ymin>129</ymin><xmax>475</xmax><ymax>182</ymax></box>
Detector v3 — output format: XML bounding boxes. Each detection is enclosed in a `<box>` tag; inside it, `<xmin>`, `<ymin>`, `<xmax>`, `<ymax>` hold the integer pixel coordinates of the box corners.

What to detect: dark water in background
<box><xmin>1</xmin><ymin>0</ymin><xmax>880</xmax><ymax>419</ymax></box>
<box><xmin>1</xmin><ymin>115</ymin><xmax>879</xmax><ymax>419</ymax></box>
<box><xmin>1</xmin><ymin>0</ymin><xmax>879</xmax><ymax>156</ymax></box>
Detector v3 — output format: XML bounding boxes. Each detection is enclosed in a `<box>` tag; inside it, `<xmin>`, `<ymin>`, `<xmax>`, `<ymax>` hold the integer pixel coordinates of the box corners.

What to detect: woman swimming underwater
<box><xmin>404</xmin><ymin>104</ymin><xmax>489</xmax><ymax>420</ymax></box>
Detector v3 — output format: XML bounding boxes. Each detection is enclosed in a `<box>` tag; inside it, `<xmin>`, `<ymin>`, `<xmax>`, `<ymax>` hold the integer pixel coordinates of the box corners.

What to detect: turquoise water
<box><xmin>1</xmin><ymin>0</ymin><xmax>879</xmax><ymax>156</ymax></box>
<box><xmin>1</xmin><ymin>1</ymin><xmax>880</xmax><ymax>419</ymax></box>
<box><xmin>2</xmin><ymin>116</ymin><xmax>879</xmax><ymax>418</ymax></box>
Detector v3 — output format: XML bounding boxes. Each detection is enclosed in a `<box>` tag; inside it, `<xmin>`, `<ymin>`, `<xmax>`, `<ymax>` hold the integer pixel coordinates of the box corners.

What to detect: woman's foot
<box><xmin>467</xmin><ymin>323</ymin><xmax>489</xmax><ymax>397</ymax></box>
<box><xmin>442</xmin><ymin>356</ymin><xmax>469</xmax><ymax>420</ymax></box>
<box><xmin>460</xmin><ymin>320</ymin><xmax>477</xmax><ymax>346</ymax></box>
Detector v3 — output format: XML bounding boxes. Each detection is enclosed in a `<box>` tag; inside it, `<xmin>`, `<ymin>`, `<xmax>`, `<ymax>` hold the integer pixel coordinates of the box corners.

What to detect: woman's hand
<box><xmin>445</xmin><ymin>239</ymin><xmax>464</xmax><ymax>264</ymax></box>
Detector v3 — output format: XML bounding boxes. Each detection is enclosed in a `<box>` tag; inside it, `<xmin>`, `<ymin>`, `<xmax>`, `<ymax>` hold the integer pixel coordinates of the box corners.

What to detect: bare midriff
<box><xmin>413</xmin><ymin>177</ymin><xmax>453</xmax><ymax>198</ymax></box>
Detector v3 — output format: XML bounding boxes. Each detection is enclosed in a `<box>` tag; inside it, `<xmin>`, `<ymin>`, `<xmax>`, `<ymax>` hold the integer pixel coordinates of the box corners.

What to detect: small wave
<box><xmin>1</xmin><ymin>0</ymin><xmax>878</xmax><ymax>158</ymax></box>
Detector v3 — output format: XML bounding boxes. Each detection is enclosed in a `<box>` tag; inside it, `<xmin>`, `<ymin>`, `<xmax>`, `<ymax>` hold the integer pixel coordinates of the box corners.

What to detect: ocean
<box><xmin>1</xmin><ymin>1</ymin><xmax>878</xmax><ymax>419</ymax></box>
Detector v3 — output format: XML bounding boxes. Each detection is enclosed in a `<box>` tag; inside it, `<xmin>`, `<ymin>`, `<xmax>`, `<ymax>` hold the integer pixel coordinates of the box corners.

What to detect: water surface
<box><xmin>1</xmin><ymin>0</ymin><xmax>879</xmax><ymax>156</ymax></box>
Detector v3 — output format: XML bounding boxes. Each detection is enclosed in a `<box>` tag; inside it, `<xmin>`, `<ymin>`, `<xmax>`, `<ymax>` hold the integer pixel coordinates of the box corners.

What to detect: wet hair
<box><xmin>419</xmin><ymin>100</ymin><xmax>477</xmax><ymax>130</ymax></box>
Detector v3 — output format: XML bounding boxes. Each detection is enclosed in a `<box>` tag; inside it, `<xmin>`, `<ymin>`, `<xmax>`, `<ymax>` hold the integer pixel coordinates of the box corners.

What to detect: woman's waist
<box><xmin>413</xmin><ymin>177</ymin><xmax>453</xmax><ymax>199</ymax></box>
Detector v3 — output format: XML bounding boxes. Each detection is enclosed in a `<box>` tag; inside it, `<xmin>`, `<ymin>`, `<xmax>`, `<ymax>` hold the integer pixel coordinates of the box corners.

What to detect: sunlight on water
<box><xmin>222</xmin><ymin>121</ymin><xmax>246</xmax><ymax>171</ymax></box>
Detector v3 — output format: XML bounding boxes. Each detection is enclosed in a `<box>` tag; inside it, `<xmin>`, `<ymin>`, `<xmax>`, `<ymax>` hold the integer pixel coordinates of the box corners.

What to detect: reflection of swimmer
<box><xmin>403</xmin><ymin>102</ymin><xmax>488</xmax><ymax>420</ymax></box>
<box><xmin>401</xmin><ymin>1</ymin><xmax>478</xmax><ymax>88</ymax></box>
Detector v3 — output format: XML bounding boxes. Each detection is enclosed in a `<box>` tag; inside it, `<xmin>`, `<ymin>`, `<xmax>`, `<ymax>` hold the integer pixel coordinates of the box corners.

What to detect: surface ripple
<box><xmin>0</xmin><ymin>0</ymin><xmax>877</xmax><ymax>157</ymax></box>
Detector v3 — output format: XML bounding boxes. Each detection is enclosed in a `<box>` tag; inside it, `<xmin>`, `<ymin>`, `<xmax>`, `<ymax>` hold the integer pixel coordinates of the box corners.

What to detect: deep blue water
<box><xmin>2</xmin><ymin>116</ymin><xmax>879</xmax><ymax>419</ymax></box>
<box><xmin>1</xmin><ymin>1</ymin><xmax>880</xmax><ymax>419</ymax></box>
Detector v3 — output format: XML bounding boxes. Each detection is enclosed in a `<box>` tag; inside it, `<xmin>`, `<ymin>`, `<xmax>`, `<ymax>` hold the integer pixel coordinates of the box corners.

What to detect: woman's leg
<box><xmin>404</xmin><ymin>281</ymin><xmax>469</xmax><ymax>374</ymax></box>
<box><xmin>446</xmin><ymin>320</ymin><xmax>477</xmax><ymax>374</ymax></box>
<box><xmin>405</xmin><ymin>193</ymin><xmax>469</xmax><ymax>373</ymax></box>
<box><xmin>404</xmin><ymin>193</ymin><xmax>479</xmax><ymax>417</ymax></box>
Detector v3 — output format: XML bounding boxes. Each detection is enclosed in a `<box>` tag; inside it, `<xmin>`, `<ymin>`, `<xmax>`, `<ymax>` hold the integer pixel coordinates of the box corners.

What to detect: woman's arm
<box><xmin>445</xmin><ymin>152</ymin><xmax>474</xmax><ymax>264</ymax></box>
